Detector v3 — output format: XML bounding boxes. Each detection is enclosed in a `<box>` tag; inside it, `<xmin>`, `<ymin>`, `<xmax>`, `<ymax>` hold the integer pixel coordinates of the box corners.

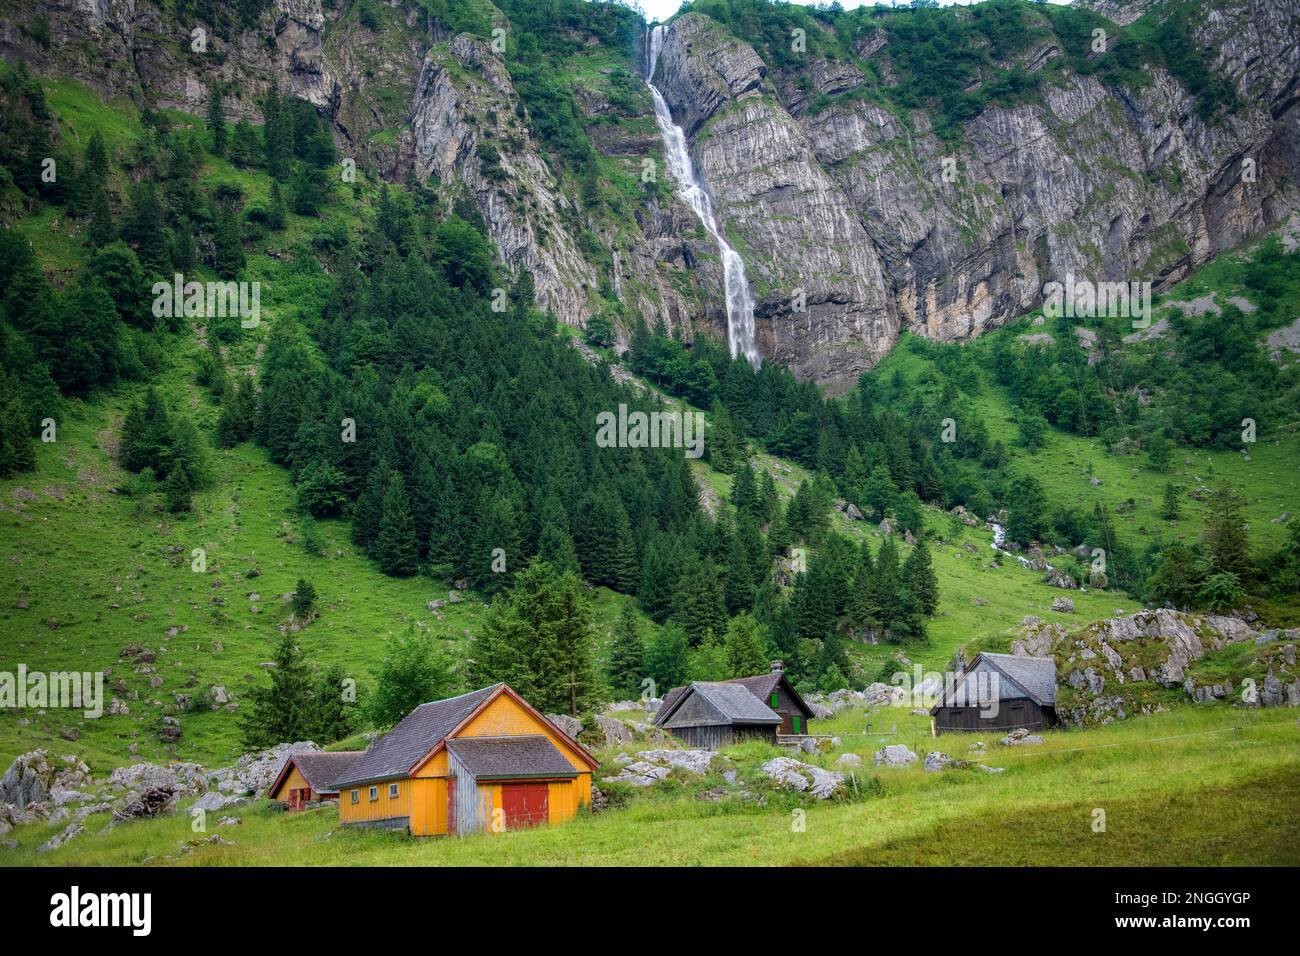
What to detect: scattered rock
<box><xmin>924</xmin><ymin>751</ymin><xmax>967</xmax><ymax>772</ymax></box>
<box><xmin>760</xmin><ymin>757</ymin><xmax>845</xmax><ymax>799</ymax></box>
<box><xmin>873</xmin><ymin>744</ymin><xmax>918</xmax><ymax>768</ymax></box>
<box><xmin>999</xmin><ymin>728</ymin><xmax>1044</xmax><ymax>747</ymax></box>
<box><xmin>633</xmin><ymin>749</ymin><xmax>717</xmax><ymax>775</ymax></box>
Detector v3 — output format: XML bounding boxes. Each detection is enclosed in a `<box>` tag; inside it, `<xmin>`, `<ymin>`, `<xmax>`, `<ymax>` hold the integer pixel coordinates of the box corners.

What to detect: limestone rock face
<box><xmin>410</xmin><ymin>34</ymin><xmax>597</xmax><ymax>329</ymax></box>
<box><xmin>650</xmin><ymin>2</ymin><xmax>1300</xmax><ymax>391</ymax></box>
<box><xmin>1051</xmin><ymin>611</ymin><xmax>1300</xmax><ymax>726</ymax></box>
<box><xmin>655</xmin><ymin>14</ymin><xmax>896</xmax><ymax>391</ymax></box>
<box><xmin>4</xmin><ymin>0</ymin><xmax>1299</xmax><ymax>389</ymax></box>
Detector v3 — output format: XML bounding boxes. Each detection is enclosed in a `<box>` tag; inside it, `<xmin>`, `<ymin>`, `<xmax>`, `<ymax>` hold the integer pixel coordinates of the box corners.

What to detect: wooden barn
<box><xmin>268</xmin><ymin>751</ymin><xmax>363</xmax><ymax>809</ymax></box>
<box><xmin>655</xmin><ymin>661</ymin><xmax>817</xmax><ymax>746</ymax></box>
<box><xmin>930</xmin><ymin>652</ymin><xmax>1058</xmax><ymax>733</ymax></box>
<box><xmin>328</xmin><ymin>683</ymin><xmax>597</xmax><ymax>837</ymax></box>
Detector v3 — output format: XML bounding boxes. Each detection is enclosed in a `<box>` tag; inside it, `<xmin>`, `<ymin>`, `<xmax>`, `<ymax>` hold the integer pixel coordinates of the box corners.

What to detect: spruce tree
<box><xmin>676</xmin><ymin>558</ymin><xmax>726</xmax><ymax>645</ymax></box>
<box><xmin>1161</xmin><ymin>481</ymin><xmax>1181</xmax><ymax>521</ymax></box>
<box><xmin>723</xmin><ymin>530</ymin><xmax>753</xmax><ymax>614</ymax></box>
<box><xmin>536</xmin><ymin>519</ymin><xmax>580</xmax><ymax>576</ymax></box>
<box><xmin>311</xmin><ymin>662</ymin><xmax>360</xmax><ymax>744</ymax></box>
<box><xmin>607</xmin><ymin>603</ymin><xmax>646</xmax><ymax>699</ymax></box>
<box><xmin>241</xmin><ymin>632</ymin><xmax>315</xmax><ymax>748</ymax></box>
<box><xmin>88</xmin><ymin>184</ymin><xmax>114</xmax><ymax>247</ymax></box>
<box><xmin>375</xmin><ymin>473</ymin><xmax>419</xmax><ymax>576</ymax></box>
<box><xmin>1203</xmin><ymin>484</ymin><xmax>1252</xmax><ymax>580</ymax></box>
<box><xmin>163</xmin><ymin>465</ymin><xmax>192</xmax><ymax>513</ymax></box>
<box><xmin>757</xmin><ymin>470</ymin><xmax>779</xmax><ymax>524</ymax></box>
<box><xmin>731</xmin><ymin>463</ymin><xmax>758</xmax><ymax>518</ymax></box>
<box><xmin>901</xmin><ymin>539</ymin><xmax>939</xmax><ymax>616</ymax></box>
<box><xmin>724</xmin><ymin>612</ymin><xmax>768</xmax><ymax>677</ymax></box>
<box><xmin>207</xmin><ymin>84</ymin><xmax>227</xmax><ymax>156</ymax></box>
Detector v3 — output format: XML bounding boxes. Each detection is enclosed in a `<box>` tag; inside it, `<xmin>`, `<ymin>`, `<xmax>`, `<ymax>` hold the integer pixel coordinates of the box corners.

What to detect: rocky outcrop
<box><xmin>411</xmin><ymin>34</ymin><xmax>597</xmax><ymax>328</ymax></box>
<box><xmin>649</xmin><ymin>1</ymin><xmax>1300</xmax><ymax>391</ymax></box>
<box><xmin>0</xmin><ymin>750</ymin><xmax>92</xmax><ymax>810</ymax></box>
<box><xmin>6</xmin><ymin>0</ymin><xmax>1299</xmax><ymax>389</ymax></box>
<box><xmin>654</xmin><ymin>13</ymin><xmax>896</xmax><ymax>389</ymax></box>
<box><xmin>600</xmin><ymin>748</ymin><xmax>718</xmax><ymax>786</ymax></box>
<box><xmin>873</xmin><ymin>744</ymin><xmax>918</xmax><ymax>768</ymax></box>
<box><xmin>1054</xmin><ymin>610</ymin><xmax>1300</xmax><ymax>725</ymax></box>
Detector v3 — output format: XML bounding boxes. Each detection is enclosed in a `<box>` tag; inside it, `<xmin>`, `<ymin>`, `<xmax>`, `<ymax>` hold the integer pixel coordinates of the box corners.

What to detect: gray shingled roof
<box><xmin>446</xmin><ymin>735</ymin><xmax>579</xmax><ymax>780</ymax></box>
<box><xmin>986</xmin><ymin>653</ymin><xmax>1056</xmax><ymax>706</ymax></box>
<box><xmin>656</xmin><ymin>671</ymin><xmax>810</xmax><ymax>727</ymax></box>
<box><xmin>726</xmin><ymin>672</ymin><xmax>780</xmax><ymax>700</ymax></box>
<box><xmin>331</xmin><ymin>684</ymin><xmax>502</xmax><ymax>788</ymax></box>
<box><xmin>666</xmin><ymin>681</ymin><xmax>782</xmax><ymax>725</ymax></box>
<box><xmin>289</xmin><ymin>752</ymin><xmax>363</xmax><ymax>794</ymax></box>
<box><xmin>933</xmin><ymin>653</ymin><xmax>1056</xmax><ymax>710</ymax></box>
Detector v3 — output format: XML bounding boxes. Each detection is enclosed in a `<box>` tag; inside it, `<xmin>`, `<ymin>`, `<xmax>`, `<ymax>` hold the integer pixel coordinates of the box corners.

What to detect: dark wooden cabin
<box><xmin>930</xmin><ymin>652</ymin><xmax>1057</xmax><ymax>733</ymax></box>
<box><xmin>655</xmin><ymin>661</ymin><xmax>817</xmax><ymax>746</ymax></box>
<box><xmin>654</xmin><ymin>681</ymin><xmax>781</xmax><ymax>748</ymax></box>
<box><xmin>724</xmin><ymin>662</ymin><xmax>816</xmax><ymax>736</ymax></box>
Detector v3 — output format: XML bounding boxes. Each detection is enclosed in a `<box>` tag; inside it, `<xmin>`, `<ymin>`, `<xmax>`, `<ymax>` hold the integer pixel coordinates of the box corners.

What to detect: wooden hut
<box><xmin>930</xmin><ymin>652</ymin><xmax>1057</xmax><ymax>733</ymax></box>
<box><xmin>268</xmin><ymin>751</ymin><xmax>362</xmax><ymax>809</ymax></box>
<box><xmin>654</xmin><ymin>681</ymin><xmax>782</xmax><ymax>748</ymax></box>
<box><xmin>724</xmin><ymin>661</ymin><xmax>816</xmax><ymax>736</ymax></box>
<box><xmin>656</xmin><ymin>661</ymin><xmax>817</xmax><ymax>745</ymax></box>
<box><xmin>329</xmin><ymin>683</ymin><xmax>597</xmax><ymax>837</ymax></box>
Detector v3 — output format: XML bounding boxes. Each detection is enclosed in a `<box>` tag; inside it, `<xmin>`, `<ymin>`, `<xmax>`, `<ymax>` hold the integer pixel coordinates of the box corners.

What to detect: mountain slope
<box><xmin>4</xmin><ymin>0</ymin><xmax>1297</xmax><ymax>388</ymax></box>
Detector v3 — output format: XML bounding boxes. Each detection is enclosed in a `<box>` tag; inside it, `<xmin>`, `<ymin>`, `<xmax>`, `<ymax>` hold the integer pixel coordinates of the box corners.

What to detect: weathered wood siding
<box><xmin>770</xmin><ymin>681</ymin><xmax>812</xmax><ymax>734</ymax></box>
<box><xmin>934</xmin><ymin>701</ymin><xmax>1055</xmax><ymax>733</ymax></box>
<box><xmin>448</xmin><ymin>748</ymin><xmax>481</xmax><ymax>837</ymax></box>
<box><xmin>661</xmin><ymin>690</ymin><xmax>726</xmax><ymax>728</ymax></box>
<box><xmin>667</xmin><ymin>723</ymin><xmax>776</xmax><ymax>749</ymax></box>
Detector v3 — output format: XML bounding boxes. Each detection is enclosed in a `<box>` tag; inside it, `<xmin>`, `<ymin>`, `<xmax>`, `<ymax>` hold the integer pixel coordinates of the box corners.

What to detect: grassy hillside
<box><xmin>4</xmin><ymin>704</ymin><xmax>1296</xmax><ymax>866</ymax></box>
<box><xmin>3</xmin><ymin>66</ymin><xmax>1297</xmax><ymax>774</ymax></box>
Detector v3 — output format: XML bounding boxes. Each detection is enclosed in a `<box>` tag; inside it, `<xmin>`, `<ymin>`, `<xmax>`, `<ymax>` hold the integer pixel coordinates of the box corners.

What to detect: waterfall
<box><xmin>644</xmin><ymin>25</ymin><xmax>760</xmax><ymax>369</ymax></box>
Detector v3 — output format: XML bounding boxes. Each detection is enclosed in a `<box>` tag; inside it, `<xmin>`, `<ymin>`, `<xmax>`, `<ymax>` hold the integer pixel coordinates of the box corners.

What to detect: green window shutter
<box><xmin>793</xmin><ymin>716</ymin><xmax>802</xmax><ymax>734</ymax></box>
<box><xmin>770</xmin><ymin>692</ymin><xmax>779</xmax><ymax>707</ymax></box>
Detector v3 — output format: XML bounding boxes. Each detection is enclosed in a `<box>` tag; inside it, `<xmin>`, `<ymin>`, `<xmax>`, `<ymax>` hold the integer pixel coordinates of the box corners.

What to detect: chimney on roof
<box><xmin>770</xmin><ymin>660</ymin><xmax>784</xmax><ymax>674</ymax></box>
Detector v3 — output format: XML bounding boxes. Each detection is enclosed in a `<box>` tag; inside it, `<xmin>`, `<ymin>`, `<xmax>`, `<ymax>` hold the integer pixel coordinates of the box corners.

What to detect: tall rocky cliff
<box><xmin>3</xmin><ymin>0</ymin><xmax>1298</xmax><ymax>392</ymax></box>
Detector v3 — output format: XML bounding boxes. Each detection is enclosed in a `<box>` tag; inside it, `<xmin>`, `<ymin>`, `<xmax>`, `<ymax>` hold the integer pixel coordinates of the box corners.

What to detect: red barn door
<box><xmin>501</xmin><ymin>783</ymin><xmax>548</xmax><ymax>829</ymax></box>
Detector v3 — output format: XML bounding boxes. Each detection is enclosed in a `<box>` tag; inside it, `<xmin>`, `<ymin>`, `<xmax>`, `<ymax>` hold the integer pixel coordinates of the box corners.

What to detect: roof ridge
<box><xmin>414</xmin><ymin>682</ymin><xmax>503</xmax><ymax>708</ymax></box>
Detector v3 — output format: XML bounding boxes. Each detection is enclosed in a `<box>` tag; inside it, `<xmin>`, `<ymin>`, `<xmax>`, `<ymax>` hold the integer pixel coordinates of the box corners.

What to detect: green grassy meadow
<box><xmin>3</xmin><ymin>704</ymin><xmax>1295</xmax><ymax>866</ymax></box>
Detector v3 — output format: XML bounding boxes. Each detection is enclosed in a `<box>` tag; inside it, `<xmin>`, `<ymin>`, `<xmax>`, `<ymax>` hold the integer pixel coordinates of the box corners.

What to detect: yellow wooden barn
<box><xmin>268</xmin><ymin>751</ymin><xmax>363</xmax><ymax>809</ymax></box>
<box><xmin>328</xmin><ymin>683</ymin><xmax>597</xmax><ymax>837</ymax></box>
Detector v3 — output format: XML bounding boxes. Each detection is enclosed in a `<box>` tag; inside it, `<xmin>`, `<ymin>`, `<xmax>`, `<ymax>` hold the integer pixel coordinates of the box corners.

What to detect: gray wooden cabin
<box><xmin>930</xmin><ymin>652</ymin><xmax>1057</xmax><ymax>733</ymax></box>
<box><xmin>654</xmin><ymin>680</ymin><xmax>782</xmax><ymax>748</ymax></box>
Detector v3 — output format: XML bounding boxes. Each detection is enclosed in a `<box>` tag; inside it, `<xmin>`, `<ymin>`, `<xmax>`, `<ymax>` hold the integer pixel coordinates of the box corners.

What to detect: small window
<box><xmin>369</xmin><ymin>786</ymin><xmax>378</xmax><ymax>801</ymax></box>
<box><xmin>770</xmin><ymin>692</ymin><xmax>779</xmax><ymax>708</ymax></box>
<box><xmin>351</xmin><ymin>789</ymin><xmax>359</xmax><ymax>804</ymax></box>
<box><xmin>388</xmin><ymin>783</ymin><xmax>399</xmax><ymax>799</ymax></box>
